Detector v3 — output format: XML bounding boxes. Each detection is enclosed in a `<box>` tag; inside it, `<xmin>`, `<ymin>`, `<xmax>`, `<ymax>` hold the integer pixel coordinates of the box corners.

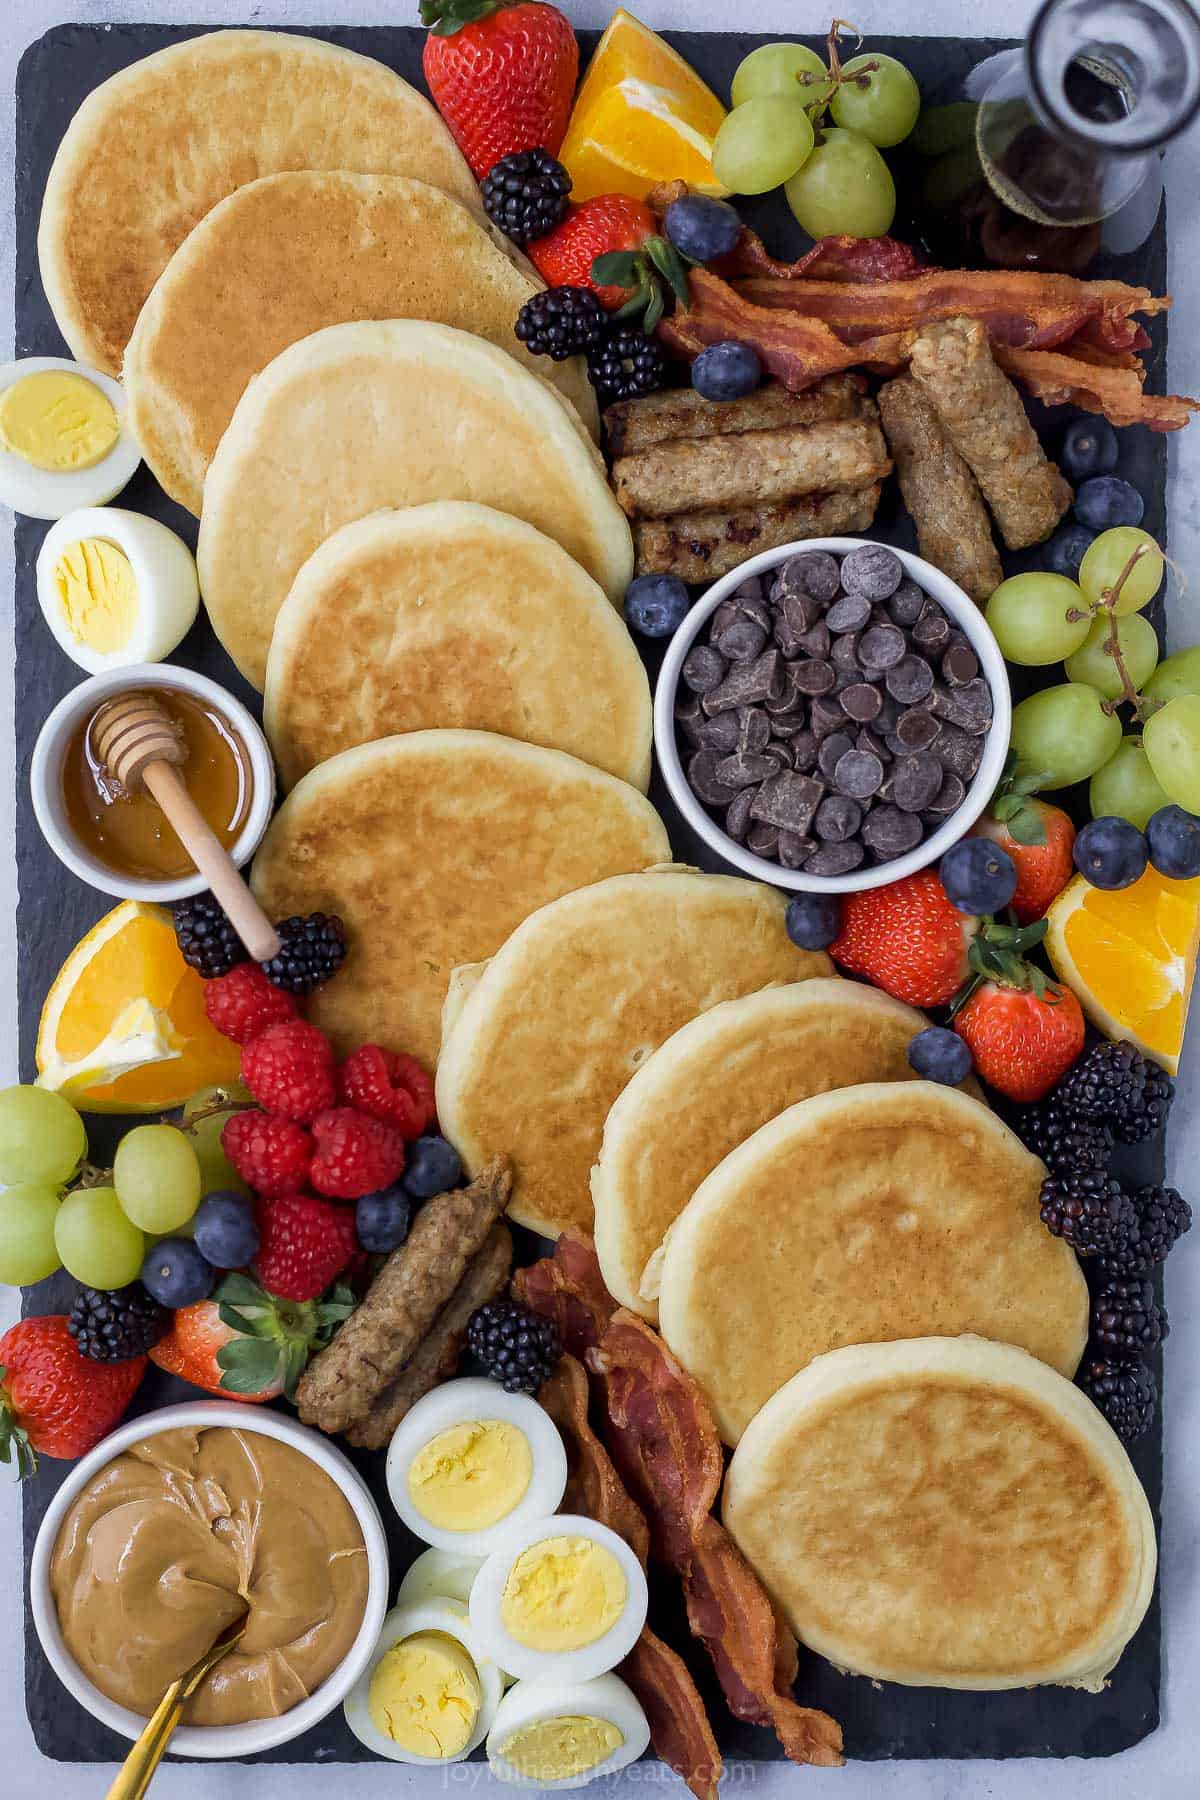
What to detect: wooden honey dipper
<box><xmin>92</xmin><ymin>692</ymin><xmax>282</xmax><ymax>963</ymax></box>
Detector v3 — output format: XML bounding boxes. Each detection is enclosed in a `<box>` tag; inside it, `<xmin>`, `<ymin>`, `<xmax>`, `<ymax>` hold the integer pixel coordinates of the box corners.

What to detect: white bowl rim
<box><xmin>30</xmin><ymin>661</ymin><xmax>276</xmax><ymax>902</ymax></box>
<box><xmin>29</xmin><ymin>1400</ymin><xmax>390</xmax><ymax>1759</ymax></box>
<box><xmin>653</xmin><ymin>536</ymin><xmax>1012</xmax><ymax>894</ymax></box>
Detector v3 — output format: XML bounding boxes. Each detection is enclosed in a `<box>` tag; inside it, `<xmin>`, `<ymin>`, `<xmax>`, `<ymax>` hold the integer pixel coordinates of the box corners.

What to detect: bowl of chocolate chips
<box><xmin>656</xmin><ymin>538</ymin><xmax>1011</xmax><ymax>892</ymax></box>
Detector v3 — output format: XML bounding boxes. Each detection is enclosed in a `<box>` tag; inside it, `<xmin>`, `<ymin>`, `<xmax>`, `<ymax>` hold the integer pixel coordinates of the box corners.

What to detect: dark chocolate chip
<box><xmin>737</xmin><ymin>706</ymin><xmax>770</xmax><ymax>752</ymax></box>
<box><xmin>733</xmin><ymin>574</ymin><xmax>764</xmax><ymax>603</ymax></box>
<box><xmin>950</xmin><ymin>677</ymin><xmax>993</xmax><ymax>734</ymax></box>
<box><xmin>796</xmin><ymin>620</ymin><xmax>831</xmax><ymax>660</ymax></box>
<box><xmin>834</xmin><ymin>747</ymin><xmax>885</xmax><ymax>799</ymax></box>
<box><xmin>731</xmin><ymin>591</ymin><xmax>772</xmax><ymax>631</ymax></box>
<box><xmin>857</xmin><ymin>623</ymin><xmax>907</xmax><ymax>672</ymax></box>
<box><xmin>840</xmin><ymin>543</ymin><xmax>903</xmax><ymax>601</ymax></box>
<box><xmin>703</xmin><ymin>649</ymin><xmax>782</xmax><ymax>713</ymax></box>
<box><xmin>709</xmin><ymin>600</ymin><xmax>740</xmax><ymax>639</ymax></box>
<box><xmin>675</xmin><ymin>687</ymin><xmax>704</xmax><ymax>728</ymax></box>
<box><xmin>787</xmin><ymin>728</ymin><xmax>819</xmax><ymax>770</ymax></box>
<box><xmin>774</xmin><ymin>591</ymin><xmax>820</xmax><ymax>653</ymax></box>
<box><xmin>810</xmin><ymin>695</ymin><xmax>848</xmax><ymax>739</ymax></box>
<box><xmin>856</xmin><ymin>726</ymin><xmax>890</xmax><ymax>764</ymax></box>
<box><xmin>696</xmin><ymin>711</ymin><xmax>741</xmax><ymax>751</ymax></box>
<box><xmin>875</xmin><ymin>692</ymin><xmax>902</xmax><ymax>734</ymax></box>
<box><xmin>778</xmin><ymin>831</ymin><xmax>816</xmax><ymax>869</ymax></box>
<box><xmin>830</xmin><ymin>631</ymin><xmax>861</xmax><ymax>672</ymax></box>
<box><xmin>749</xmin><ymin>770</ymin><xmax>825</xmax><ymax>834</ymax></box>
<box><xmin>790</xmin><ymin>658</ymin><xmax>836</xmax><ymax>697</ymax></box>
<box><xmin>716</xmin><ymin>750</ymin><xmax>778</xmax><ymax>789</ymax></box>
<box><xmin>840</xmin><ymin>681</ymin><xmax>883</xmax><ymax>722</ymax></box>
<box><xmin>912</xmin><ymin>603</ymin><xmax>951</xmax><ymax>650</ymax></box>
<box><xmin>942</xmin><ymin>640</ymin><xmax>979</xmax><ymax>686</ymax></box>
<box><xmin>806</xmin><ymin>841</ymin><xmax>865</xmax><ymax>876</ymax></box>
<box><xmin>892</xmin><ymin>751</ymin><xmax>946</xmax><ymax>812</ymax></box>
<box><xmin>688</xmin><ymin>749</ymin><xmax>741</xmax><ymax>807</ymax></box>
<box><xmin>818</xmin><ymin>731</ymin><xmax>855</xmax><ymax>781</ymax></box>
<box><xmin>682</xmin><ymin>645</ymin><xmax>727</xmax><ymax>694</ymax></box>
<box><xmin>935</xmin><ymin>723</ymin><xmax>985</xmax><ymax>780</ymax></box>
<box><xmin>780</xmin><ymin>550</ymin><xmax>841</xmax><ymax>603</ymax></box>
<box><xmin>763</xmin><ymin>741</ymin><xmax>793</xmax><ymax>770</ymax></box>
<box><xmin>862</xmin><ymin>804</ymin><xmax>923</xmax><ymax>859</ymax></box>
<box><xmin>926</xmin><ymin>770</ymin><xmax>967</xmax><ymax>816</ymax></box>
<box><xmin>886</xmin><ymin>655</ymin><xmax>935</xmax><ymax>704</ymax></box>
<box><xmin>815</xmin><ymin>794</ymin><xmax>863</xmax><ymax>841</ymax></box>
<box><xmin>746</xmin><ymin>823</ymin><xmax>780</xmax><ymax>858</ymax></box>
<box><xmin>896</xmin><ymin>706</ymin><xmax>940</xmax><ymax>751</ymax></box>
<box><xmin>888</xmin><ymin>578</ymin><xmax>926</xmax><ymax>626</ymax></box>
<box><xmin>715</xmin><ymin>617</ymin><xmax>768</xmax><ymax>662</ymax></box>
<box><xmin>725</xmin><ymin>787</ymin><xmax>755</xmax><ymax>841</ymax></box>
<box><xmin>826</xmin><ymin>591</ymin><xmax>872</xmax><ymax>633</ymax></box>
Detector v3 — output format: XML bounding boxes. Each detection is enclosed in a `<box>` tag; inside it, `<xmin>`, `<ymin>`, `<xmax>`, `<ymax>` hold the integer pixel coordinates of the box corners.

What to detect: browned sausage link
<box><xmin>878</xmin><ymin>375</ymin><xmax>1004</xmax><ymax>606</ymax></box>
<box><xmin>612</xmin><ymin>415</ymin><xmax>892</xmax><ymax>520</ymax></box>
<box><xmin>603</xmin><ymin>374</ymin><xmax>865</xmax><ymax>456</ymax></box>
<box><xmin>632</xmin><ymin>485</ymin><xmax>883</xmax><ymax>583</ymax></box>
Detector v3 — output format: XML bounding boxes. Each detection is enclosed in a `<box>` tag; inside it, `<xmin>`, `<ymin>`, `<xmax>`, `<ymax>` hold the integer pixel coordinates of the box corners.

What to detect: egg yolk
<box><xmin>53</xmin><ymin>538</ymin><xmax>137</xmax><ymax>654</ymax></box>
<box><xmin>500</xmin><ymin>1535</ymin><xmax>627</xmax><ymax>1653</ymax></box>
<box><xmin>0</xmin><ymin>370</ymin><xmax>119</xmax><ymax>471</ymax></box>
<box><xmin>367</xmin><ymin>1630</ymin><xmax>481</xmax><ymax>1759</ymax></box>
<box><xmin>498</xmin><ymin>1715</ymin><xmax>624</xmax><ymax>1781</ymax></box>
<box><xmin>407</xmin><ymin>1419</ymin><xmax>532</xmax><ymax>1533</ymax></box>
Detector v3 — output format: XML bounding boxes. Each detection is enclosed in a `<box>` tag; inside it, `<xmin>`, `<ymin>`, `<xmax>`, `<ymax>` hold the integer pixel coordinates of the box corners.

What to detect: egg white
<box><xmin>342</xmin><ymin>1595</ymin><xmax>503</xmax><ymax>1765</ymax></box>
<box><xmin>487</xmin><ymin>1673</ymin><xmax>651</xmax><ymax>1789</ymax></box>
<box><xmin>35</xmin><ymin>505</ymin><xmax>199</xmax><ymax>672</ymax></box>
<box><xmin>386</xmin><ymin>1378</ymin><xmax>568</xmax><ymax>1555</ymax></box>
<box><xmin>397</xmin><ymin>1546</ymin><xmax>486</xmax><ymax>1609</ymax></box>
<box><xmin>470</xmin><ymin>1513</ymin><xmax>649</xmax><ymax>1685</ymax></box>
<box><xmin>0</xmin><ymin>358</ymin><xmax>141</xmax><ymax>519</ymax></box>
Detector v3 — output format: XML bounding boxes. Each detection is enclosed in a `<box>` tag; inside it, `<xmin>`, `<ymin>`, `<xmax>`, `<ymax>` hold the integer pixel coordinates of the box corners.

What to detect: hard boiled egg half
<box><xmin>470</xmin><ymin>1514</ymin><xmax>648</xmax><ymax>1684</ymax></box>
<box><xmin>343</xmin><ymin>1596</ymin><xmax>503</xmax><ymax>1765</ymax></box>
<box><xmin>386</xmin><ymin>1378</ymin><xmax>567</xmax><ymax>1555</ymax></box>
<box><xmin>0</xmin><ymin>358</ymin><xmax>140</xmax><ymax>518</ymax></box>
<box><xmin>397</xmin><ymin>1546</ymin><xmax>485</xmax><ymax>1609</ymax></box>
<box><xmin>36</xmin><ymin>506</ymin><xmax>199</xmax><ymax>672</ymax></box>
<box><xmin>487</xmin><ymin>1674</ymin><xmax>651</xmax><ymax>1789</ymax></box>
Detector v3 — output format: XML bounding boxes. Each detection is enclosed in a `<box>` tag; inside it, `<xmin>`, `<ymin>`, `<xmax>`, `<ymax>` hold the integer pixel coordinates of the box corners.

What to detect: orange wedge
<box><xmin>36</xmin><ymin>900</ymin><xmax>242</xmax><ymax>1113</ymax></box>
<box><xmin>560</xmin><ymin>9</ymin><xmax>728</xmax><ymax>201</ymax></box>
<box><xmin>1044</xmin><ymin>868</ymin><xmax>1200</xmax><ymax>1074</ymax></box>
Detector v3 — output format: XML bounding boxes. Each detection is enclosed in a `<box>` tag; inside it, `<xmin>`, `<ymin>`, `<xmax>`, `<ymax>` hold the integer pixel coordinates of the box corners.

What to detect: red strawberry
<box><xmin>976</xmin><ymin>762</ymin><xmax>1076</xmax><ymax>925</ymax></box>
<box><xmin>830</xmin><ymin>869</ymin><xmax>978</xmax><ymax>1007</ymax></box>
<box><xmin>421</xmin><ymin>0</ymin><xmax>578</xmax><ymax>178</ymax></box>
<box><xmin>309</xmin><ymin>1107</ymin><xmax>407</xmax><ymax>1200</ymax></box>
<box><xmin>254</xmin><ymin>1195</ymin><xmax>358</xmax><ymax>1302</ymax></box>
<box><xmin>338</xmin><ymin>1046</ymin><xmax>436</xmax><ymax>1138</ymax></box>
<box><xmin>242</xmin><ymin>1020</ymin><xmax>336</xmax><ymax>1124</ymax></box>
<box><xmin>205</xmin><ymin>963</ymin><xmax>298</xmax><ymax>1046</ymax></box>
<box><xmin>221</xmin><ymin>1110</ymin><xmax>313</xmax><ymax>1198</ymax></box>
<box><xmin>150</xmin><ymin>1274</ymin><xmax>354</xmax><ymax>1402</ymax></box>
<box><xmin>954</xmin><ymin>979</ymin><xmax>1085</xmax><ymax>1104</ymax></box>
<box><xmin>529</xmin><ymin>195</ymin><xmax>659</xmax><ymax>308</ymax></box>
<box><xmin>0</xmin><ymin>1316</ymin><xmax>144</xmax><ymax>1477</ymax></box>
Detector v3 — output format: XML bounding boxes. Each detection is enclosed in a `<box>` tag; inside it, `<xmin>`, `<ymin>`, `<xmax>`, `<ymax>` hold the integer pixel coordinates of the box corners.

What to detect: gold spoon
<box><xmin>105</xmin><ymin>1610</ymin><xmax>249</xmax><ymax>1800</ymax></box>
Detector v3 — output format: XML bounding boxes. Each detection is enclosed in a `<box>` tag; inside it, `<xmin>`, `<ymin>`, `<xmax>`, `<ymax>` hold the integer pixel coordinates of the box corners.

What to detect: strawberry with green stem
<box><xmin>150</xmin><ymin>1274</ymin><xmax>353</xmax><ymax>1402</ymax></box>
<box><xmin>0</xmin><ymin>1316</ymin><xmax>145</xmax><ymax>1479</ymax></box>
<box><xmin>976</xmin><ymin>752</ymin><xmax>1076</xmax><ymax>924</ymax></box>
<box><xmin>420</xmin><ymin>0</ymin><xmax>579</xmax><ymax>178</ymax></box>
<box><xmin>949</xmin><ymin>917</ymin><xmax>1085</xmax><ymax>1103</ymax></box>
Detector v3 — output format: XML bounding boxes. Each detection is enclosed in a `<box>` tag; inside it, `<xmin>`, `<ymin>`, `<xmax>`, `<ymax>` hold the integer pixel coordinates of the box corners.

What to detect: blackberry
<box><xmin>1097</xmin><ymin>1183</ymin><xmax>1193</xmax><ymax>1279</ymax></box>
<box><xmin>1012</xmin><ymin>1096</ymin><xmax>1113</xmax><ymax>1176</ymax></box>
<box><xmin>467</xmin><ymin>1298</ymin><xmax>560</xmax><ymax>1394</ymax></box>
<box><xmin>481</xmin><ymin>148</ymin><xmax>571</xmax><ymax>245</ymax></box>
<box><xmin>515</xmin><ymin>285</ymin><xmax>606</xmax><ymax>360</ymax></box>
<box><xmin>261</xmin><ymin>913</ymin><xmax>347</xmax><ymax>994</ymax></box>
<box><xmin>587</xmin><ymin>326</ymin><xmax>666</xmax><ymax>405</ymax></box>
<box><xmin>1039</xmin><ymin>1168</ymin><xmax>1138</xmax><ymax>1260</ymax></box>
<box><xmin>1078</xmin><ymin>1355</ymin><xmax>1156</xmax><ymax>1444</ymax></box>
<box><xmin>1056</xmin><ymin>1041</ymin><xmax>1173</xmax><ymax>1143</ymax></box>
<box><xmin>1090</xmin><ymin>1277</ymin><xmax>1168</xmax><ymax>1357</ymax></box>
<box><xmin>68</xmin><ymin>1284</ymin><xmax>169</xmax><ymax>1362</ymax></box>
<box><xmin>172</xmin><ymin>892</ymin><xmax>246</xmax><ymax>979</ymax></box>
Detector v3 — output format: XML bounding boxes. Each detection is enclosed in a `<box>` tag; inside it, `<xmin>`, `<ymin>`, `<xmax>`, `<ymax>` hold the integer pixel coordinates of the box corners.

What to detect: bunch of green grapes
<box><xmin>0</xmin><ymin>1085</ymin><xmax>87</xmax><ymax>1286</ymax></box>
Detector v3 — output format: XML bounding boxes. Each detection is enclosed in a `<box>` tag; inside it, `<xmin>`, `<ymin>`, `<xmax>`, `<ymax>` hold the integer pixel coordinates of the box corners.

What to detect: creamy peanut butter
<box><xmin>50</xmin><ymin>1426</ymin><xmax>369</xmax><ymax>1726</ymax></box>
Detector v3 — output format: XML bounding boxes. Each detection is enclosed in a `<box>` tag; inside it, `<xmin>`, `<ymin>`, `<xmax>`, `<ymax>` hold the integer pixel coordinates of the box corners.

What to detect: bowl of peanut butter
<box><xmin>30</xmin><ymin>1403</ymin><xmax>390</xmax><ymax>1758</ymax></box>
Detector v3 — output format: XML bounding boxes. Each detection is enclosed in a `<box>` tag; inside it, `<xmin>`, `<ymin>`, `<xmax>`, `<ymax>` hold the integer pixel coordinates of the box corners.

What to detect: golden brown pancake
<box><xmin>38</xmin><ymin>29</ymin><xmax>477</xmax><ymax>375</ymax></box>
<box><xmin>249</xmin><ymin>731</ymin><xmax>669</xmax><ymax>1066</ymax></box>
<box><xmin>657</xmin><ymin>1081</ymin><xmax>1088</xmax><ymax>1444</ymax></box>
<box><xmin>723</xmin><ymin>1336</ymin><xmax>1156</xmax><ymax>1690</ymax></box>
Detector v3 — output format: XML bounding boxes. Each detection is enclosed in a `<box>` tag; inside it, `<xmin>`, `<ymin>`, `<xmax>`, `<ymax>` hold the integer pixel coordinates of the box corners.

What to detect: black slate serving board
<box><xmin>14</xmin><ymin>20</ymin><xmax>1168</xmax><ymax>1767</ymax></box>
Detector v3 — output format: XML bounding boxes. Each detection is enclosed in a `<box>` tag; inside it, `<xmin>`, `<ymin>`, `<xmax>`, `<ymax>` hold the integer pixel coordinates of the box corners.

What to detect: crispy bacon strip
<box><xmin>995</xmin><ymin>345</ymin><xmax>1200</xmax><ymax>429</ymax></box>
<box><xmin>512</xmin><ymin>1228</ymin><xmax>615</xmax><ymax>1358</ymax></box>
<box><xmin>715</xmin><ymin>229</ymin><xmax>926</xmax><ymax>284</ymax></box>
<box><xmin>540</xmin><ymin>1354</ymin><xmax>649</xmax><ymax>1565</ymax></box>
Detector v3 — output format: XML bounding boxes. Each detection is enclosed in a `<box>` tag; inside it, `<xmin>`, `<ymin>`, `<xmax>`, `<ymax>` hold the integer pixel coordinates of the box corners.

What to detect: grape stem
<box><xmin>801</xmin><ymin>19</ymin><xmax>878</xmax><ymax>105</ymax></box>
<box><xmin>1076</xmin><ymin>541</ymin><xmax>1162</xmax><ymax>723</ymax></box>
<box><xmin>169</xmin><ymin>1093</ymin><xmax>257</xmax><ymax>1135</ymax></box>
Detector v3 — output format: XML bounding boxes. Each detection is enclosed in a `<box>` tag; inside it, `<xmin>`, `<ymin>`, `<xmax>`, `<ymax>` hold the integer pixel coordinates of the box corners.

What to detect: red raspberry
<box><xmin>242</xmin><ymin>1020</ymin><xmax>336</xmax><ymax>1124</ymax></box>
<box><xmin>222</xmin><ymin>1110</ymin><xmax>312</xmax><ymax>1198</ymax></box>
<box><xmin>253</xmin><ymin>1194</ymin><xmax>357</xmax><ymax>1302</ymax></box>
<box><xmin>310</xmin><ymin>1107</ymin><xmax>406</xmax><ymax>1200</ymax></box>
<box><xmin>338</xmin><ymin>1046</ymin><xmax>436</xmax><ymax>1138</ymax></box>
<box><xmin>204</xmin><ymin>964</ymin><xmax>298</xmax><ymax>1046</ymax></box>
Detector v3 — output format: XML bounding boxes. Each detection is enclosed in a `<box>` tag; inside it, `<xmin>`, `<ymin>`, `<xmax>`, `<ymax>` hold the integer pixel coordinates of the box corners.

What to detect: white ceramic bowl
<box><xmin>30</xmin><ymin>1402</ymin><xmax>390</xmax><ymax>1759</ymax></box>
<box><xmin>654</xmin><ymin>537</ymin><xmax>1012</xmax><ymax>894</ymax></box>
<box><xmin>30</xmin><ymin>662</ymin><xmax>276</xmax><ymax>902</ymax></box>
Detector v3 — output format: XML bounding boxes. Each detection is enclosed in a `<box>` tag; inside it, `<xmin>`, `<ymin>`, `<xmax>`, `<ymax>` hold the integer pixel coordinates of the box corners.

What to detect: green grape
<box><xmin>0</xmin><ymin>1085</ymin><xmax>86</xmax><ymax>1187</ymax></box>
<box><xmin>54</xmin><ymin>1185</ymin><xmax>145</xmax><ymax>1289</ymax></box>
<box><xmin>1009</xmin><ymin>683</ymin><xmax>1123</xmax><ymax>789</ymax></box>
<box><xmin>0</xmin><ymin>1185</ymin><xmax>62</xmax><ymax>1285</ymax></box>
<box><xmin>184</xmin><ymin>1084</ymin><xmax>252</xmax><ymax>1198</ymax></box>
<box><xmin>1089</xmin><ymin>739</ymin><xmax>1169</xmax><ymax>830</ymax></box>
<box><xmin>1143</xmin><ymin>694</ymin><xmax>1200</xmax><ymax>812</ymax></box>
<box><xmin>830</xmin><ymin>53</ymin><xmax>921</xmax><ymax>147</ymax></box>
<box><xmin>731</xmin><ymin>43</ymin><xmax>833</xmax><ymax>111</ymax></box>
<box><xmin>785</xmin><ymin>127</ymin><xmax>896</xmax><ymax>238</ymax></box>
<box><xmin>985</xmin><ymin>573</ymin><xmax>1091</xmax><ymax>666</ymax></box>
<box><xmin>1064</xmin><ymin>610</ymin><xmax>1160</xmax><ymax>698</ymax></box>
<box><xmin>711</xmin><ymin>97</ymin><xmax>815</xmax><ymax>194</ymax></box>
<box><xmin>113</xmin><ymin>1123</ymin><xmax>202</xmax><ymax>1233</ymax></box>
<box><xmin>1143</xmin><ymin>643</ymin><xmax>1200</xmax><ymax>706</ymax></box>
<box><xmin>1078</xmin><ymin>527</ymin><xmax>1164</xmax><ymax>616</ymax></box>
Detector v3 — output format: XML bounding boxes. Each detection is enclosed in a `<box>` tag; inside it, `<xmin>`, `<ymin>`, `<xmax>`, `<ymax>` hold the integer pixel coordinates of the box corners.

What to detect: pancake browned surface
<box><xmin>123</xmin><ymin>173</ymin><xmax>597</xmax><ymax>513</ymax></box>
<box><xmin>436</xmin><ymin>870</ymin><xmax>831</xmax><ymax>1240</ymax></box>
<box><xmin>264</xmin><ymin>504</ymin><xmax>651</xmax><ymax>791</ymax></box>
<box><xmin>723</xmin><ymin>1336</ymin><xmax>1156</xmax><ymax>1690</ymax></box>
<box><xmin>38</xmin><ymin>29</ymin><xmax>478</xmax><ymax>376</ymax></box>
<box><xmin>657</xmin><ymin>1081</ymin><xmax>1088</xmax><ymax>1444</ymax></box>
<box><xmin>250</xmin><ymin>731</ymin><xmax>669</xmax><ymax>1067</ymax></box>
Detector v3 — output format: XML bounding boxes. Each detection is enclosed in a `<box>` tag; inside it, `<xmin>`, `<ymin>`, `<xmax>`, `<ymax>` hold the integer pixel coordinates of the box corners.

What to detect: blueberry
<box><xmin>192</xmin><ymin>1191</ymin><xmax>259</xmax><ymax>1270</ymax></box>
<box><xmin>1045</xmin><ymin>520</ymin><xmax>1096</xmax><ymax>582</ymax></box>
<box><xmin>404</xmin><ymin>1134</ymin><xmax>464</xmax><ymax>1200</ymax></box>
<box><xmin>1074</xmin><ymin>476</ymin><xmax>1144</xmax><ymax>531</ymax></box>
<box><xmin>939</xmin><ymin>837</ymin><xmax>1018</xmax><ymax>915</ymax></box>
<box><xmin>907</xmin><ymin>1025</ymin><xmax>973</xmax><ymax>1085</ymax></box>
<box><xmin>663</xmin><ymin>194</ymin><xmax>742</xmax><ymax>264</ymax></box>
<box><xmin>141</xmin><ymin>1236</ymin><xmax>215</xmax><ymax>1308</ymax></box>
<box><xmin>1073</xmin><ymin>815</ymin><xmax>1149</xmax><ymax>890</ymax></box>
<box><xmin>1060</xmin><ymin>417</ymin><xmax>1119</xmax><ymax>482</ymax></box>
<box><xmin>1147</xmin><ymin>804</ymin><xmax>1200</xmax><ymax>879</ymax></box>
<box><xmin>691</xmin><ymin>341</ymin><xmax>762</xmax><ymax>403</ymax></box>
<box><xmin>785</xmin><ymin>892</ymin><xmax>841</xmax><ymax>950</ymax></box>
<box><xmin>624</xmin><ymin>573</ymin><xmax>689</xmax><ymax>638</ymax></box>
<box><xmin>356</xmin><ymin>1184</ymin><xmax>412</xmax><ymax>1253</ymax></box>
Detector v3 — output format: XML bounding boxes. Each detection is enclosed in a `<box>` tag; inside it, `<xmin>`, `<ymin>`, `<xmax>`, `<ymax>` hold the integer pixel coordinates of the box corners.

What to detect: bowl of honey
<box><xmin>31</xmin><ymin>664</ymin><xmax>276</xmax><ymax>900</ymax></box>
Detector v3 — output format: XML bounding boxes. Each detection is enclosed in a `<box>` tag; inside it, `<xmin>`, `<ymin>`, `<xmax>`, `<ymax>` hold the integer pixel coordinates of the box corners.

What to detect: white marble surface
<box><xmin>1</xmin><ymin>1</ymin><xmax>1197</xmax><ymax>1794</ymax></box>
